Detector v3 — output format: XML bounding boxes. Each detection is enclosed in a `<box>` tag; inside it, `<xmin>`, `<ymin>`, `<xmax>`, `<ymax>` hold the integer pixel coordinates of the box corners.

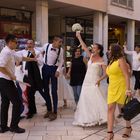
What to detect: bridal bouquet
<box><xmin>72</xmin><ymin>23</ymin><xmax>83</xmax><ymax>32</ymax></box>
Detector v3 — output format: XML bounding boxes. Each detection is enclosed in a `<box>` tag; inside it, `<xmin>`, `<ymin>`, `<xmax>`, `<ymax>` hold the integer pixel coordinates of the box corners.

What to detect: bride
<box><xmin>73</xmin><ymin>32</ymin><xmax>107</xmax><ymax>127</ymax></box>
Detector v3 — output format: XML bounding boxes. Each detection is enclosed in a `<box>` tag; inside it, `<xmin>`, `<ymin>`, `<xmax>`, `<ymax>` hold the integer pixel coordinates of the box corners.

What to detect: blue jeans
<box><xmin>72</xmin><ymin>86</ymin><xmax>82</xmax><ymax>104</ymax></box>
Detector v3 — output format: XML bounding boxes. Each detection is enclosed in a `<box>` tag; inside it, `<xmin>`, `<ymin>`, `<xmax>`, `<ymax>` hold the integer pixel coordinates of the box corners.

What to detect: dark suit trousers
<box><xmin>0</xmin><ymin>78</ymin><xmax>22</xmax><ymax>129</ymax></box>
<box><xmin>42</xmin><ymin>64</ymin><xmax>58</xmax><ymax>113</ymax></box>
<box><xmin>28</xmin><ymin>87</ymin><xmax>47</xmax><ymax>115</ymax></box>
<box><xmin>133</xmin><ymin>70</ymin><xmax>140</xmax><ymax>90</ymax></box>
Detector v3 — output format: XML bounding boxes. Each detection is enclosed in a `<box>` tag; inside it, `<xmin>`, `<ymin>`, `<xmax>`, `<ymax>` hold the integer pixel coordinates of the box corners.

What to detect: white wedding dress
<box><xmin>73</xmin><ymin>60</ymin><xmax>107</xmax><ymax>127</ymax></box>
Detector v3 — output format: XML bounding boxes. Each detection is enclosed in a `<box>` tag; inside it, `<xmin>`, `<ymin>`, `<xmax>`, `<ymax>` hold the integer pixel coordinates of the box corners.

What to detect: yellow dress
<box><xmin>106</xmin><ymin>60</ymin><xmax>126</xmax><ymax>104</ymax></box>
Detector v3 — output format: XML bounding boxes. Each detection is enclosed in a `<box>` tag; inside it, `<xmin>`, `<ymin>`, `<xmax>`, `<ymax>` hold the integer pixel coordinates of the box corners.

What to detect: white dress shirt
<box><xmin>0</xmin><ymin>46</ymin><xmax>22</xmax><ymax>80</ymax></box>
<box><xmin>41</xmin><ymin>43</ymin><xmax>64</xmax><ymax>72</ymax></box>
<box><xmin>17</xmin><ymin>48</ymin><xmax>43</xmax><ymax>74</ymax></box>
<box><xmin>124</xmin><ymin>48</ymin><xmax>140</xmax><ymax>71</ymax></box>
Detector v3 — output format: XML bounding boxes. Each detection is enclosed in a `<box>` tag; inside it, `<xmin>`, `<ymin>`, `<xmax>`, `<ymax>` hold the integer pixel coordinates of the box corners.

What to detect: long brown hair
<box><xmin>109</xmin><ymin>44</ymin><xmax>124</xmax><ymax>65</ymax></box>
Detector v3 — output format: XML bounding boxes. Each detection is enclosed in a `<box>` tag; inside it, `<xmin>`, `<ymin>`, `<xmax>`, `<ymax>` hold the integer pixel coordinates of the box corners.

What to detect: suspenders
<box><xmin>45</xmin><ymin>43</ymin><xmax>61</xmax><ymax>65</ymax></box>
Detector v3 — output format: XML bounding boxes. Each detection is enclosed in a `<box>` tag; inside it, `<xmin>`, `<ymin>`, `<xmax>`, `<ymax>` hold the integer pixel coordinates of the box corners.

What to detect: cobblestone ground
<box><xmin>1</xmin><ymin>78</ymin><xmax>140</xmax><ymax>140</ymax></box>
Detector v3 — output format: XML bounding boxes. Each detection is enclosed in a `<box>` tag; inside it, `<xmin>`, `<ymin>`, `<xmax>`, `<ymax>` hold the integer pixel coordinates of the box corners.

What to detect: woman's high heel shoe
<box><xmin>105</xmin><ymin>131</ymin><xmax>114</xmax><ymax>140</ymax></box>
<box><xmin>122</xmin><ymin>126</ymin><xmax>132</xmax><ymax>138</ymax></box>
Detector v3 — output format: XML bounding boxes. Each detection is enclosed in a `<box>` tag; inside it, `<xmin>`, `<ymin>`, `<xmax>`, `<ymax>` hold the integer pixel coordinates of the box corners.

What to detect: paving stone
<box><xmin>27</xmin><ymin>136</ymin><xmax>42</xmax><ymax>140</ymax></box>
<box><xmin>83</xmin><ymin>134</ymin><xmax>104</xmax><ymax>140</ymax></box>
<box><xmin>1</xmin><ymin>77</ymin><xmax>140</xmax><ymax>140</ymax></box>
<box><xmin>29</xmin><ymin>130</ymin><xmax>47</xmax><ymax>136</ymax></box>
<box><xmin>67</xmin><ymin>129</ymin><xmax>95</xmax><ymax>136</ymax></box>
<box><xmin>46</xmin><ymin>130</ymin><xmax>67</xmax><ymax>136</ymax></box>
<box><xmin>0</xmin><ymin>137</ymin><xmax>12</xmax><ymax>140</ymax></box>
<box><xmin>62</xmin><ymin>136</ymin><xmax>85</xmax><ymax>140</ymax></box>
<box><xmin>43</xmin><ymin>136</ymin><xmax>61</xmax><ymax>140</ymax></box>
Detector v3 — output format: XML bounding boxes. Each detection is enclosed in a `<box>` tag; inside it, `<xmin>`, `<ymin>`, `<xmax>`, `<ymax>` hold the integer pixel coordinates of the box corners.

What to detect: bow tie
<box><xmin>51</xmin><ymin>48</ymin><xmax>56</xmax><ymax>51</ymax></box>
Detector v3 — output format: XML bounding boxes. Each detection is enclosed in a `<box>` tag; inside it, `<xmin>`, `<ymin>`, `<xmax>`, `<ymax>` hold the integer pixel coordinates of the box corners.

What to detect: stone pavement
<box><xmin>0</xmin><ymin>94</ymin><xmax>140</xmax><ymax>140</ymax></box>
<box><xmin>0</xmin><ymin>78</ymin><xmax>140</xmax><ymax>140</ymax></box>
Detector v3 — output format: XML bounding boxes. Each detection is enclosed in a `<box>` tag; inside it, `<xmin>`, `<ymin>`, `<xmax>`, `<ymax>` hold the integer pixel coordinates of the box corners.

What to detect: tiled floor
<box><xmin>1</xmin><ymin>96</ymin><xmax>140</xmax><ymax>140</ymax></box>
<box><xmin>0</xmin><ymin>78</ymin><xmax>140</xmax><ymax>140</ymax></box>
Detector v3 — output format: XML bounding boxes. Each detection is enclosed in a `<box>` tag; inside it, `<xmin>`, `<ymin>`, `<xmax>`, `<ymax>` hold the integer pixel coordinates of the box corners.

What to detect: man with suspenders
<box><xmin>41</xmin><ymin>36</ymin><xmax>64</xmax><ymax>121</ymax></box>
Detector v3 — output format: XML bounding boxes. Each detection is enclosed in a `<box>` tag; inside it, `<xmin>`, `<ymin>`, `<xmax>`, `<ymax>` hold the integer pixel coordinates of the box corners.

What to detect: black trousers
<box><xmin>42</xmin><ymin>65</ymin><xmax>58</xmax><ymax>113</ymax></box>
<box><xmin>133</xmin><ymin>71</ymin><xmax>140</xmax><ymax>90</ymax></box>
<box><xmin>0</xmin><ymin>78</ymin><xmax>22</xmax><ymax>129</ymax></box>
<box><xmin>27</xmin><ymin>87</ymin><xmax>47</xmax><ymax>115</ymax></box>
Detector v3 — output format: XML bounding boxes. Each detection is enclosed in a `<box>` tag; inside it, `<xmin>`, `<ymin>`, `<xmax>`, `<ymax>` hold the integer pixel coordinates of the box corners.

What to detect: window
<box><xmin>119</xmin><ymin>0</ymin><xmax>127</xmax><ymax>5</ymax></box>
<box><xmin>112</xmin><ymin>0</ymin><xmax>118</xmax><ymax>3</ymax></box>
<box><xmin>0</xmin><ymin>7</ymin><xmax>32</xmax><ymax>39</ymax></box>
<box><xmin>111</xmin><ymin>0</ymin><xmax>133</xmax><ymax>9</ymax></box>
<box><xmin>128</xmin><ymin>0</ymin><xmax>133</xmax><ymax>8</ymax></box>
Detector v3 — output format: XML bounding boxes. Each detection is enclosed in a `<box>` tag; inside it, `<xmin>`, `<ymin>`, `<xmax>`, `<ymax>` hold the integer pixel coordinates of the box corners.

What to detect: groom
<box><xmin>42</xmin><ymin>35</ymin><xmax>64</xmax><ymax>121</ymax></box>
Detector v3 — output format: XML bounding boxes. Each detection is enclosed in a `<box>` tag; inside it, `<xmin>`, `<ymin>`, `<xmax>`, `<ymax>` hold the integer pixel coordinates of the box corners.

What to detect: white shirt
<box><xmin>124</xmin><ymin>48</ymin><xmax>140</xmax><ymax>71</ymax></box>
<box><xmin>0</xmin><ymin>46</ymin><xmax>22</xmax><ymax>80</ymax></box>
<box><xmin>17</xmin><ymin>48</ymin><xmax>43</xmax><ymax>74</ymax></box>
<box><xmin>41</xmin><ymin>43</ymin><xmax>64</xmax><ymax>72</ymax></box>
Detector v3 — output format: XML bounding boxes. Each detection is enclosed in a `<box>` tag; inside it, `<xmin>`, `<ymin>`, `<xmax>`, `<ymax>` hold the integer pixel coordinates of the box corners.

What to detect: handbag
<box><xmin>121</xmin><ymin>96</ymin><xmax>140</xmax><ymax>121</ymax></box>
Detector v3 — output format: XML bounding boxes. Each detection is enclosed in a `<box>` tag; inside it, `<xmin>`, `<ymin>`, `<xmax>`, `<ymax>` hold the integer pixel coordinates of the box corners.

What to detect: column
<box><xmin>127</xmin><ymin>20</ymin><xmax>135</xmax><ymax>50</ymax></box>
<box><xmin>103</xmin><ymin>14</ymin><xmax>108</xmax><ymax>61</ymax></box>
<box><xmin>36</xmin><ymin>0</ymin><xmax>48</xmax><ymax>45</ymax></box>
<box><xmin>127</xmin><ymin>20</ymin><xmax>135</xmax><ymax>62</ymax></box>
<box><xmin>93</xmin><ymin>12</ymin><xmax>103</xmax><ymax>44</ymax></box>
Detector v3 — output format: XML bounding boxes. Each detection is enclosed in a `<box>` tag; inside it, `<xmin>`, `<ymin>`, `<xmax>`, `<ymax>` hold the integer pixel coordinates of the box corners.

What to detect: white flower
<box><xmin>72</xmin><ymin>23</ymin><xmax>83</xmax><ymax>32</ymax></box>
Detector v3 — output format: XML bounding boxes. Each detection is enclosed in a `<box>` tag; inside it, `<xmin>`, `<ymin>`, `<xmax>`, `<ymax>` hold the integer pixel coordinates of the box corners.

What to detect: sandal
<box><xmin>122</xmin><ymin>126</ymin><xmax>132</xmax><ymax>138</ymax></box>
<box><xmin>104</xmin><ymin>131</ymin><xmax>114</xmax><ymax>140</ymax></box>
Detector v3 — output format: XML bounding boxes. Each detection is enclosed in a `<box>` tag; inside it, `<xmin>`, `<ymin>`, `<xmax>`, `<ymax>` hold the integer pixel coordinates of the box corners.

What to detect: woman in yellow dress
<box><xmin>106</xmin><ymin>44</ymin><xmax>132</xmax><ymax>140</ymax></box>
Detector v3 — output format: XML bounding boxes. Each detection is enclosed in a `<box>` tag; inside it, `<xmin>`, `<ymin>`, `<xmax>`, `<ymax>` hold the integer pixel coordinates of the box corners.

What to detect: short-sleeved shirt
<box><xmin>0</xmin><ymin>46</ymin><xmax>22</xmax><ymax>80</ymax></box>
<box><xmin>40</xmin><ymin>43</ymin><xmax>64</xmax><ymax>72</ymax></box>
<box><xmin>16</xmin><ymin>48</ymin><xmax>43</xmax><ymax>74</ymax></box>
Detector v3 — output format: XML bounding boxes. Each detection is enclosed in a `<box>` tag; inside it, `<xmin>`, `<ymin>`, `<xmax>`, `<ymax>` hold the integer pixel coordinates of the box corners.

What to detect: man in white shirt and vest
<box><xmin>41</xmin><ymin>35</ymin><xmax>64</xmax><ymax>121</ymax></box>
<box><xmin>0</xmin><ymin>34</ymin><xmax>36</xmax><ymax>133</ymax></box>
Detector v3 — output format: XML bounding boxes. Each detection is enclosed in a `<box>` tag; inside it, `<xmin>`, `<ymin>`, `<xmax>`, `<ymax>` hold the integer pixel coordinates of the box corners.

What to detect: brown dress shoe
<box><xmin>44</xmin><ymin>111</ymin><xmax>52</xmax><ymax>118</ymax></box>
<box><xmin>49</xmin><ymin>113</ymin><xmax>57</xmax><ymax>121</ymax></box>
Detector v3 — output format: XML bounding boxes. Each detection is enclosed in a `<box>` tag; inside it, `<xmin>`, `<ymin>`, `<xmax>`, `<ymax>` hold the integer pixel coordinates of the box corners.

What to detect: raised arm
<box><xmin>123</xmin><ymin>44</ymin><xmax>133</xmax><ymax>55</ymax></box>
<box><xmin>76</xmin><ymin>31</ymin><xmax>91</xmax><ymax>57</ymax></box>
<box><xmin>15</xmin><ymin>50</ymin><xmax>37</xmax><ymax>62</ymax></box>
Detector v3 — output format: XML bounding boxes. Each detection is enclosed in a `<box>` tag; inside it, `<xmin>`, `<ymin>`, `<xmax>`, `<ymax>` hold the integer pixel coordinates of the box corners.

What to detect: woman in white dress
<box><xmin>73</xmin><ymin>32</ymin><xmax>107</xmax><ymax>127</ymax></box>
